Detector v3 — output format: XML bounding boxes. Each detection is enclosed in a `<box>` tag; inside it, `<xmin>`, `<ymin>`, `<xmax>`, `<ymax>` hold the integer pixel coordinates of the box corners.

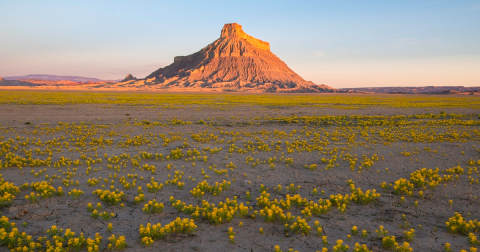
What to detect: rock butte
<box><xmin>121</xmin><ymin>74</ymin><xmax>137</xmax><ymax>82</ymax></box>
<box><xmin>120</xmin><ymin>23</ymin><xmax>335</xmax><ymax>92</ymax></box>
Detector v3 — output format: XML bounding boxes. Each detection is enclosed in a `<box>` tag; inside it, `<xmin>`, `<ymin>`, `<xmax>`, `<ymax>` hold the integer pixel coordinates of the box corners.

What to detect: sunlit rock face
<box><xmin>145</xmin><ymin>23</ymin><xmax>335</xmax><ymax>92</ymax></box>
<box><xmin>220</xmin><ymin>23</ymin><xmax>270</xmax><ymax>51</ymax></box>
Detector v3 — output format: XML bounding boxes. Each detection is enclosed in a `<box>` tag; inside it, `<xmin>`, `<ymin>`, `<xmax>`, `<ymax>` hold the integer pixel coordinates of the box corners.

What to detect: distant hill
<box><xmin>4</xmin><ymin>74</ymin><xmax>107</xmax><ymax>82</ymax></box>
<box><xmin>340</xmin><ymin>86</ymin><xmax>480</xmax><ymax>94</ymax></box>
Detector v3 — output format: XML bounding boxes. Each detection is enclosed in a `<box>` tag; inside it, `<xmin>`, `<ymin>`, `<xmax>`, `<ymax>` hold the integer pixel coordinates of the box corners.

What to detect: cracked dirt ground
<box><xmin>0</xmin><ymin>103</ymin><xmax>479</xmax><ymax>251</ymax></box>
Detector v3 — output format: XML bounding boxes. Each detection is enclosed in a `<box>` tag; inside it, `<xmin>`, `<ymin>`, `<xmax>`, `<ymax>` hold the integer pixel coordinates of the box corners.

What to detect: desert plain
<box><xmin>0</xmin><ymin>91</ymin><xmax>479</xmax><ymax>252</ymax></box>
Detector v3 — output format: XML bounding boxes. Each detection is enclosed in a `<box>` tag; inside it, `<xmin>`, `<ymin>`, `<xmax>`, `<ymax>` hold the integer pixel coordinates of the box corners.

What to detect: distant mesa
<box><xmin>339</xmin><ymin>86</ymin><xmax>480</xmax><ymax>94</ymax></box>
<box><xmin>0</xmin><ymin>74</ymin><xmax>116</xmax><ymax>87</ymax></box>
<box><xmin>139</xmin><ymin>23</ymin><xmax>335</xmax><ymax>92</ymax></box>
<box><xmin>0</xmin><ymin>76</ymin><xmax>39</xmax><ymax>86</ymax></box>
<box><xmin>4</xmin><ymin>74</ymin><xmax>106</xmax><ymax>82</ymax></box>
<box><xmin>120</xmin><ymin>74</ymin><xmax>137</xmax><ymax>82</ymax></box>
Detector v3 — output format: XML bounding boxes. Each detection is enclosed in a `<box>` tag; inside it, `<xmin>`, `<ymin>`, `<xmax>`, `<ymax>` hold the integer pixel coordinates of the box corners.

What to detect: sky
<box><xmin>0</xmin><ymin>0</ymin><xmax>479</xmax><ymax>88</ymax></box>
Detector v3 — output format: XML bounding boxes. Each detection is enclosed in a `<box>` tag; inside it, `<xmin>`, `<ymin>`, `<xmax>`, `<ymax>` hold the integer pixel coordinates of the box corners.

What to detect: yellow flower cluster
<box><xmin>303</xmin><ymin>198</ymin><xmax>333</xmax><ymax>216</ymax></box>
<box><xmin>382</xmin><ymin>236</ymin><xmax>397</xmax><ymax>250</ymax></box>
<box><xmin>107</xmin><ymin>234</ymin><xmax>127</xmax><ymax>250</ymax></box>
<box><xmin>87</xmin><ymin>202</ymin><xmax>102</xmax><ymax>212</ymax></box>
<box><xmin>139</xmin><ymin>217</ymin><xmax>197</xmax><ymax>244</ymax></box>
<box><xmin>87</xmin><ymin>178</ymin><xmax>100</xmax><ymax>186</ymax></box>
<box><xmin>446</xmin><ymin>212</ymin><xmax>480</xmax><ymax>235</ymax></box>
<box><xmin>169</xmin><ymin>148</ymin><xmax>184</xmax><ymax>159</ymax></box>
<box><xmin>142</xmin><ymin>199</ymin><xmax>164</xmax><ymax>214</ymax></box>
<box><xmin>468</xmin><ymin>232</ymin><xmax>479</xmax><ymax>245</ymax></box>
<box><xmin>352</xmin><ymin>243</ymin><xmax>371</xmax><ymax>252</ymax></box>
<box><xmin>146</xmin><ymin>178</ymin><xmax>163</xmax><ymax>193</ymax></box>
<box><xmin>134</xmin><ymin>193</ymin><xmax>145</xmax><ymax>205</ymax></box>
<box><xmin>190</xmin><ymin>187</ymin><xmax>205</xmax><ymax>198</ymax></box>
<box><xmin>191</xmin><ymin>180</ymin><xmax>231</xmax><ymax>196</ymax></box>
<box><xmin>2</xmin><ymin>152</ymin><xmax>26</xmax><ymax>168</ymax></box>
<box><xmin>213</xmin><ymin>167</ymin><xmax>228</xmax><ymax>175</ymax></box>
<box><xmin>467</xmin><ymin>158</ymin><xmax>480</xmax><ymax>166</ymax></box>
<box><xmin>164</xmin><ymin>171</ymin><xmax>184</xmax><ymax>188</ymax></box>
<box><xmin>259</xmin><ymin>204</ymin><xmax>288</xmax><ymax>222</ymax></box>
<box><xmin>68</xmin><ymin>188</ymin><xmax>84</xmax><ymax>199</ymax></box>
<box><xmin>61</xmin><ymin>179</ymin><xmax>79</xmax><ymax>187</ymax></box>
<box><xmin>403</xmin><ymin>229</ymin><xmax>415</xmax><ymax>242</ymax></box>
<box><xmin>444</xmin><ymin>243</ymin><xmax>452</xmax><ymax>252</ymax></box>
<box><xmin>314</xmin><ymin>221</ymin><xmax>323</xmax><ymax>237</ymax></box>
<box><xmin>349</xmin><ymin>186</ymin><xmax>380</xmax><ymax>205</ymax></box>
<box><xmin>118</xmin><ymin>176</ymin><xmax>136</xmax><ymax>189</ymax></box>
<box><xmin>395</xmin><ymin>242</ymin><xmax>413</xmax><ymax>252</ymax></box>
<box><xmin>170</xmin><ymin>197</ymin><xmax>196</xmax><ymax>213</ymax></box>
<box><xmin>0</xmin><ymin>216</ymin><xmax>40</xmax><ymax>250</ymax></box>
<box><xmin>95</xmin><ymin>211</ymin><xmax>115</xmax><ymax>221</ymax></box>
<box><xmin>284</xmin><ymin>158</ymin><xmax>294</xmax><ymax>166</ymax></box>
<box><xmin>304</xmin><ymin>163</ymin><xmax>318</xmax><ymax>171</ymax></box>
<box><xmin>375</xmin><ymin>226</ymin><xmax>389</xmax><ymax>238</ymax></box>
<box><xmin>351</xmin><ymin>226</ymin><xmax>358</xmax><ymax>235</ymax></box>
<box><xmin>385</xmin><ymin>166</ymin><xmax>463</xmax><ymax>199</ymax></box>
<box><xmin>227</xmin><ymin>227</ymin><xmax>235</xmax><ymax>243</ymax></box>
<box><xmin>392</xmin><ymin>178</ymin><xmax>414</xmax><ymax>196</ymax></box>
<box><xmin>30</xmin><ymin>181</ymin><xmax>63</xmax><ymax>198</ymax></box>
<box><xmin>141</xmin><ymin>164</ymin><xmax>156</xmax><ymax>174</ymax></box>
<box><xmin>0</xmin><ymin>177</ymin><xmax>19</xmax><ymax>207</ymax></box>
<box><xmin>93</xmin><ymin>188</ymin><xmax>125</xmax><ymax>205</ymax></box>
<box><xmin>195</xmin><ymin>198</ymin><xmax>249</xmax><ymax>225</ymax></box>
<box><xmin>25</xmin><ymin>192</ymin><xmax>40</xmax><ymax>203</ymax></box>
<box><xmin>287</xmin><ymin>194</ymin><xmax>308</xmax><ymax>207</ymax></box>
<box><xmin>259</xmin><ymin>184</ymin><xmax>268</xmax><ymax>193</ymax></box>
<box><xmin>409</xmin><ymin>168</ymin><xmax>442</xmax><ymax>188</ymax></box>
<box><xmin>256</xmin><ymin>191</ymin><xmax>273</xmax><ymax>207</ymax></box>
<box><xmin>329</xmin><ymin>194</ymin><xmax>349</xmax><ymax>212</ymax></box>
<box><xmin>285</xmin><ymin>216</ymin><xmax>311</xmax><ymax>235</ymax></box>
<box><xmin>332</xmin><ymin>239</ymin><xmax>349</xmax><ymax>252</ymax></box>
<box><xmin>226</xmin><ymin>161</ymin><xmax>237</xmax><ymax>169</ymax></box>
<box><xmin>445</xmin><ymin>165</ymin><xmax>464</xmax><ymax>175</ymax></box>
<box><xmin>85</xmin><ymin>233</ymin><xmax>102</xmax><ymax>252</ymax></box>
<box><xmin>26</xmin><ymin>223</ymin><xmax>104</xmax><ymax>252</ymax></box>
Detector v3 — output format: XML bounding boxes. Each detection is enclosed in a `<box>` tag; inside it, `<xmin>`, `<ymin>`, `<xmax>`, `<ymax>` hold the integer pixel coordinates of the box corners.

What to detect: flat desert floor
<box><xmin>0</xmin><ymin>92</ymin><xmax>479</xmax><ymax>252</ymax></box>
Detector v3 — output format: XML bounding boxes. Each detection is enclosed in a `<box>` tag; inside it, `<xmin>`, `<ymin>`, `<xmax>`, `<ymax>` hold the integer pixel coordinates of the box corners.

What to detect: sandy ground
<box><xmin>0</xmin><ymin>103</ymin><xmax>479</xmax><ymax>252</ymax></box>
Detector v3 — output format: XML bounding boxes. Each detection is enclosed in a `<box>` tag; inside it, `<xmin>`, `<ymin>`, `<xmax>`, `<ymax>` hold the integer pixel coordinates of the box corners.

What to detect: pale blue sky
<box><xmin>0</xmin><ymin>0</ymin><xmax>479</xmax><ymax>87</ymax></box>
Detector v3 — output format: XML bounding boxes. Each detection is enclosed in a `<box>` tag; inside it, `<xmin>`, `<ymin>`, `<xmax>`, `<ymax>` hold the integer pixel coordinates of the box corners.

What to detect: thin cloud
<box><xmin>313</xmin><ymin>51</ymin><xmax>326</xmax><ymax>58</ymax></box>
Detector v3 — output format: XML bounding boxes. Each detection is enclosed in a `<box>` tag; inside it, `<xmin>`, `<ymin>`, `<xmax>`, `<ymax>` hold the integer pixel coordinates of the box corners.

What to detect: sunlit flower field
<box><xmin>0</xmin><ymin>91</ymin><xmax>479</xmax><ymax>251</ymax></box>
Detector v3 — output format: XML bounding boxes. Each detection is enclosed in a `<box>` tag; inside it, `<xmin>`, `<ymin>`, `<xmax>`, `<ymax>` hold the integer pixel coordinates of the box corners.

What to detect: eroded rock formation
<box><xmin>120</xmin><ymin>74</ymin><xmax>137</xmax><ymax>82</ymax></box>
<box><xmin>142</xmin><ymin>23</ymin><xmax>335</xmax><ymax>92</ymax></box>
